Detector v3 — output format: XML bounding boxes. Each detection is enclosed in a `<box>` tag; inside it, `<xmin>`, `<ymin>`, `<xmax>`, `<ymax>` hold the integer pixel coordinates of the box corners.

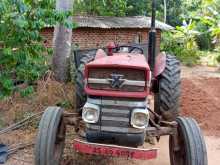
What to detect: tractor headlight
<box><xmin>82</xmin><ymin>103</ymin><xmax>100</xmax><ymax>123</ymax></box>
<box><xmin>131</xmin><ymin>109</ymin><xmax>149</xmax><ymax>129</ymax></box>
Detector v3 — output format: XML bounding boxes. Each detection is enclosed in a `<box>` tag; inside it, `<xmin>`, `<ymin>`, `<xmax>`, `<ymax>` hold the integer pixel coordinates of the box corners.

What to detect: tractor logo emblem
<box><xmin>108</xmin><ymin>74</ymin><xmax>125</xmax><ymax>89</ymax></box>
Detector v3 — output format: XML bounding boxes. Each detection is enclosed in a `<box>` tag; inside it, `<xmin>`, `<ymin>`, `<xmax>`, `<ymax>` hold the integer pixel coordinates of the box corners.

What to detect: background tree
<box><xmin>0</xmin><ymin>0</ymin><xmax>71</xmax><ymax>98</ymax></box>
<box><xmin>163</xmin><ymin>0</ymin><xmax>167</xmax><ymax>23</ymax></box>
<box><xmin>52</xmin><ymin>0</ymin><xmax>73</xmax><ymax>82</ymax></box>
<box><xmin>163</xmin><ymin>0</ymin><xmax>183</xmax><ymax>26</ymax></box>
<box><xmin>73</xmin><ymin>0</ymin><xmax>127</xmax><ymax>16</ymax></box>
<box><xmin>73</xmin><ymin>0</ymin><xmax>184</xmax><ymax>26</ymax></box>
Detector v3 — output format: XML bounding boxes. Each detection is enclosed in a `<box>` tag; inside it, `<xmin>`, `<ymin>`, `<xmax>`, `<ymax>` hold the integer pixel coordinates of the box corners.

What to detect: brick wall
<box><xmin>41</xmin><ymin>27</ymin><xmax>161</xmax><ymax>52</ymax></box>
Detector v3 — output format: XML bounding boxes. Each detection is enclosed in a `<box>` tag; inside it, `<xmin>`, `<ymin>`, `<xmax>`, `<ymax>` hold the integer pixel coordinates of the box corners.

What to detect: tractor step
<box><xmin>73</xmin><ymin>139</ymin><xmax>158</xmax><ymax>160</ymax></box>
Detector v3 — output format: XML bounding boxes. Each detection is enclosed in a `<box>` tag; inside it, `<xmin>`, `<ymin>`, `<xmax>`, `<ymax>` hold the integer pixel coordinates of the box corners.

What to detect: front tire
<box><xmin>35</xmin><ymin>107</ymin><xmax>66</xmax><ymax>165</ymax></box>
<box><xmin>154</xmin><ymin>54</ymin><xmax>181</xmax><ymax>121</ymax></box>
<box><xmin>169</xmin><ymin>117</ymin><xmax>207</xmax><ymax>165</ymax></box>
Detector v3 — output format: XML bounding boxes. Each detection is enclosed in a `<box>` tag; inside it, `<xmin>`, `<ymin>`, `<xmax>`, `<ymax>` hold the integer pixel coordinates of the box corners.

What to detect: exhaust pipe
<box><xmin>148</xmin><ymin>0</ymin><xmax>157</xmax><ymax>73</ymax></box>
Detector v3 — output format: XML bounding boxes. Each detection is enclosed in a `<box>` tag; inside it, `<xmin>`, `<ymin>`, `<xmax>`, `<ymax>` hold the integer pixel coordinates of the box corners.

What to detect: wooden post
<box><xmin>52</xmin><ymin>0</ymin><xmax>73</xmax><ymax>82</ymax></box>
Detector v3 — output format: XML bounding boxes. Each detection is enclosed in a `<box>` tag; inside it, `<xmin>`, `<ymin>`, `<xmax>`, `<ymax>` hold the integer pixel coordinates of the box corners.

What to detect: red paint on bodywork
<box><xmin>154</xmin><ymin>52</ymin><xmax>166</xmax><ymax>77</ymax></box>
<box><xmin>85</xmin><ymin>87</ymin><xmax>149</xmax><ymax>98</ymax></box>
<box><xmin>87</xmin><ymin>53</ymin><xmax>150</xmax><ymax>69</ymax></box>
<box><xmin>84</xmin><ymin>53</ymin><xmax>151</xmax><ymax>98</ymax></box>
<box><xmin>107</xmin><ymin>42</ymin><xmax>116</xmax><ymax>56</ymax></box>
<box><xmin>73</xmin><ymin>139</ymin><xmax>158</xmax><ymax>160</ymax></box>
<box><xmin>95</xmin><ymin>49</ymin><xmax>107</xmax><ymax>59</ymax></box>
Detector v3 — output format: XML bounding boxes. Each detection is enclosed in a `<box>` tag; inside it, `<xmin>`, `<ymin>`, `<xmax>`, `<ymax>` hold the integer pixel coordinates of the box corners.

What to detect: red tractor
<box><xmin>34</xmin><ymin>1</ymin><xmax>207</xmax><ymax>165</ymax></box>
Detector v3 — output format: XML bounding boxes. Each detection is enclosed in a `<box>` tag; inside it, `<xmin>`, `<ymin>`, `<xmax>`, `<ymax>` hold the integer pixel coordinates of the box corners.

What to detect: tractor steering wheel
<box><xmin>115</xmin><ymin>45</ymin><xmax>143</xmax><ymax>54</ymax></box>
<box><xmin>128</xmin><ymin>46</ymin><xmax>143</xmax><ymax>54</ymax></box>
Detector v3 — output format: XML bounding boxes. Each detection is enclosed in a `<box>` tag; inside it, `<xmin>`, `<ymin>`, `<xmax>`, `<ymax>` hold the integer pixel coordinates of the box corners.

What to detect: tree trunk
<box><xmin>52</xmin><ymin>0</ymin><xmax>73</xmax><ymax>82</ymax></box>
<box><xmin>163</xmin><ymin>0</ymin><xmax>167</xmax><ymax>23</ymax></box>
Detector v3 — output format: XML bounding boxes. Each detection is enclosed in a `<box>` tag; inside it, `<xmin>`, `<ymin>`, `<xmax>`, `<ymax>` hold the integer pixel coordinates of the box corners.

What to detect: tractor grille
<box><xmin>88</xmin><ymin>68</ymin><xmax>146</xmax><ymax>92</ymax></box>
<box><xmin>87</xmin><ymin>106</ymin><xmax>143</xmax><ymax>134</ymax></box>
<box><xmin>86</xmin><ymin>97</ymin><xmax>146</xmax><ymax>134</ymax></box>
<box><xmin>100</xmin><ymin>106</ymin><xmax>140</xmax><ymax>133</ymax></box>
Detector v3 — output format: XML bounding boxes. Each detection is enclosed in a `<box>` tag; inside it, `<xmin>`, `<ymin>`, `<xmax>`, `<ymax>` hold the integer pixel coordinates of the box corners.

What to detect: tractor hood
<box><xmin>86</xmin><ymin>53</ymin><xmax>150</xmax><ymax>70</ymax></box>
<box><xmin>84</xmin><ymin>53</ymin><xmax>151</xmax><ymax>98</ymax></box>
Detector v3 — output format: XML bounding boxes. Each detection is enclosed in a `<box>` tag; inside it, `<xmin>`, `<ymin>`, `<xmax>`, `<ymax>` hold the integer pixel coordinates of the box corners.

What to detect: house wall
<box><xmin>41</xmin><ymin>27</ymin><xmax>161</xmax><ymax>52</ymax></box>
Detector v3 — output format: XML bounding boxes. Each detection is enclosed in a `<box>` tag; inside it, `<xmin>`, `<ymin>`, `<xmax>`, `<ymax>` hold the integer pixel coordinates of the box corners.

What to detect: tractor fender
<box><xmin>154</xmin><ymin>52</ymin><xmax>166</xmax><ymax>77</ymax></box>
<box><xmin>95</xmin><ymin>49</ymin><xmax>107</xmax><ymax>59</ymax></box>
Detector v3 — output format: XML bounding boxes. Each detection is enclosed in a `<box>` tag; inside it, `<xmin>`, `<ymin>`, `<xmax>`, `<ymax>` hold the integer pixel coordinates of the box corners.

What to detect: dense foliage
<box><xmin>73</xmin><ymin>0</ymin><xmax>127</xmax><ymax>16</ymax></box>
<box><xmin>162</xmin><ymin>0</ymin><xmax>220</xmax><ymax>65</ymax></box>
<box><xmin>73</xmin><ymin>0</ymin><xmax>183</xmax><ymax>26</ymax></box>
<box><xmin>161</xmin><ymin>22</ymin><xmax>200</xmax><ymax>66</ymax></box>
<box><xmin>0</xmin><ymin>0</ymin><xmax>72</xmax><ymax>98</ymax></box>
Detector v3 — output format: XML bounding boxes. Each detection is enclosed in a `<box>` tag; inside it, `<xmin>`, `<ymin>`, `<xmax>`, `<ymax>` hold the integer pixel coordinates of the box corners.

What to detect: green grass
<box><xmin>199</xmin><ymin>50</ymin><xmax>220</xmax><ymax>67</ymax></box>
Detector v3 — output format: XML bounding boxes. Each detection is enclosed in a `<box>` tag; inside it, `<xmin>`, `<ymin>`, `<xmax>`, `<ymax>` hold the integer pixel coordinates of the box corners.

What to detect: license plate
<box><xmin>73</xmin><ymin>139</ymin><xmax>158</xmax><ymax>160</ymax></box>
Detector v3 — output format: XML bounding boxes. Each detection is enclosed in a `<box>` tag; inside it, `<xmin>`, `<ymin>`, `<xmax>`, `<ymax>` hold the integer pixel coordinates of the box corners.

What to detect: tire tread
<box><xmin>155</xmin><ymin>54</ymin><xmax>181</xmax><ymax>121</ymax></box>
<box><xmin>75</xmin><ymin>52</ymin><xmax>95</xmax><ymax>112</ymax></box>
<box><xmin>35</xmin><ymin>107</ymin><xmax>64</xmax><ymax>165</ymax></box>
<box><xmin>174</xmin><ymin>117</ymin><xmax>208</xmax><ymax>165</ymax></box>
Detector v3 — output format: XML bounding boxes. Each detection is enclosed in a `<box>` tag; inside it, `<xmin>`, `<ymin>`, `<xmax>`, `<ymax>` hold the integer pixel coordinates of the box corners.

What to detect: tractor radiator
<box><xmin>87</xmin><ymin>68</ymin><xmax>146</xmax><ymax>92</ymax></box>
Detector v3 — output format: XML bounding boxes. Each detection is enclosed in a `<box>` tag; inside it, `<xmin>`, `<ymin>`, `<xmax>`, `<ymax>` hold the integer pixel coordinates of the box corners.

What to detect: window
<box><xmin>134</xmin><ymin>33</ymin><xmax>142</xmax><ymax>44</ymax></box>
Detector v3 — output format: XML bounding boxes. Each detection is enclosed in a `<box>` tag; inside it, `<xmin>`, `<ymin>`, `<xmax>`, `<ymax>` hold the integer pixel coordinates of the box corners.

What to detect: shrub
<box><xmin>196</xmin><ymin>33</ymin><xmax>213</xmax><ymax>50</ymax></box>
<box><xmin>217</xmin><ymin>54</ymin><xmax>220</xmax><ymax>63</ymax></box>
<box><xmin>0</xmin><ymin>0</ymin><xmax>73</xmax><ymax>99</ymax></box>
<box><xmin>161</xmin><ymin>22</ymin><xmax>200</xmax><ymax>66</ymax></box>
<box><xmin>195</xmin><ymin>23</ymin><xmax>213</xmax><ymax>50</ymax></box>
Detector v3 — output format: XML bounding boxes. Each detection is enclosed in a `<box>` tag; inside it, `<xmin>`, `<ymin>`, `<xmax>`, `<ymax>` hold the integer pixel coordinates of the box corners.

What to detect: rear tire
<box><xmin>35</xmin><ymin>107</ymin><xmax>66</xmax><ymax>165</ymax></box>
<box><xmin>154</xmin><ymin>54</ymin><xmax>181</xmax><ymax>121</ymax></box>
<box><xmin>75</xmin><ymin>52</ymin><xmax>95</xmax><ymax>113</ymax></box>
<box><xmin>169</xmin><ymin>117</ymin><xmax>207</xmax><ymax>165</ymax></box>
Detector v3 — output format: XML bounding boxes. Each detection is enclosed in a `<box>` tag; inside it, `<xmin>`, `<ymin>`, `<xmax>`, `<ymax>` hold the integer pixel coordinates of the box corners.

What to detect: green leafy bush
<box><xmin>216</xmin><ymin>54</ymin><xmax>220</xmax><ymax>63</ymax></box>
<box><xmin>0</xmin><ymin>0</ymin><xmax>73</xmax><ymax>99</ymax></box>
<box><xmin>196</xmin><ymin>33</ymin><xmax>213</xmax><ymax>50</ymax></box>
<box><xmin>161</xmin><ymin>22</ymin><xmax>200</xmax><ymax>66</ymax></box>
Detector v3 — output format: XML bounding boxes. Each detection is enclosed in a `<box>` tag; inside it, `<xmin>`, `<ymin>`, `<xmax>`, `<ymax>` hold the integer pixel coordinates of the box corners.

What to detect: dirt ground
<box><xmin>1</xmin><ymin>65</ymin><xmax>220</xmax><ymax>165</ymax></box>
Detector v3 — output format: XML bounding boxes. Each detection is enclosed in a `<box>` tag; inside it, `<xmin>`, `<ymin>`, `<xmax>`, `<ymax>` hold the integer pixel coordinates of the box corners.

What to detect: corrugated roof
<box><xmin>73</xmin><ymin>16</ymin><xmax>173</xmax><ymax>31</ymax></box>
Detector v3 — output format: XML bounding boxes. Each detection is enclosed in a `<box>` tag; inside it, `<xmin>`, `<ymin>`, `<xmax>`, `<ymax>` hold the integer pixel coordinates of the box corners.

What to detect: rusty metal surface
<box><xmin>146</xmin><ymin>127</ymin><xmax>176</xmax><ymax>137</ymax></box>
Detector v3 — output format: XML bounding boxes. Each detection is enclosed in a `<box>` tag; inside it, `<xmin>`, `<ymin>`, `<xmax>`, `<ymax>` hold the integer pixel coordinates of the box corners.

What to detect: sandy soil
<box><xmin>1</xmin><ymin>65</ymin><xmax>220</xmax><ymax>165</ymax></box>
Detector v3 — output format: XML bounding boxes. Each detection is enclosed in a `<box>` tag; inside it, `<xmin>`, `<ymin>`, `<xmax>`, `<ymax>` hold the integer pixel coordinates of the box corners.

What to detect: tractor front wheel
<box><xmin>169</xmin><ymin>117</ymin><xmax>207</xmax><ymax>165</ymax></box>
<box><xmin>35</xmin><ymin>107</ymin><xmax>66</xmax><ymax>165</ymax></box>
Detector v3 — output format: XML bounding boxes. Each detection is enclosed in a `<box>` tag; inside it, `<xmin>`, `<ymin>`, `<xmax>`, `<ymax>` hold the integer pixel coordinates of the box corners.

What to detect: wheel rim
<box><xmin>54</xmin><ymin>118</ymin><xmax>66</xmax><ymax>163</ymax></box>
<box><xmin>169</xmin><ymin>127</ymin><xmax>186</xmax><ymax>165</ymax></box>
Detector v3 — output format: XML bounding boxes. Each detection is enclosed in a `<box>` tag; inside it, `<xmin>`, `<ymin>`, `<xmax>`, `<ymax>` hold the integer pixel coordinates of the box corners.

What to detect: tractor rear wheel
<box><xmin>75</xmin><ymin>52</ymin><xmax>95</xmax><ymax>113</ymax></box>
<box><xmin>35</xmin><ymin>107</ymin><xmax>66</xmax><ymax>165</ymax></box>
<box><xmin>169</xmin><ymin>117</ymin><xmax>207</xmax><ymax>165</ymax></box>
<box><xmin>154</xmin><ymin>54</ymin><xmax>181</xmax><ymax>121</ymax></box>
